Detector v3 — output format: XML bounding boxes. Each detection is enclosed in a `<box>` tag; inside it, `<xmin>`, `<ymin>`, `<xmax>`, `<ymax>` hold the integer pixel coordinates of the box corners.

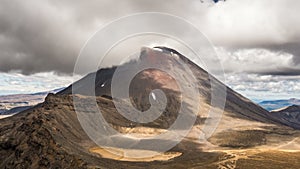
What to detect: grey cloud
<box><xmin>0</xmin><ymin>0</ymin><xmax>89</xmax><ymax>74</ymax></box>
<box><xmin>271</xmin><ymin>43</ymin><xmax>300</xmax><ymax>65</ymax></box>
<box><xmin>0</xmin><ymin>0</ymin><xmax>300</xmax><ymax>75</ymax></box>
<box><xmin>258</xmin><ymin>68</ymin><xmax>300</xmax><ymax>76</ymax></box>
<box><xmin>216</xmin><ymin>47</ymin><xmax>300</xmax><ymax>76</ymax></box>
<box><xmin>0</xmin><ymin>0</ymin><xmax>202</xmax><ymax>74</ymax></box>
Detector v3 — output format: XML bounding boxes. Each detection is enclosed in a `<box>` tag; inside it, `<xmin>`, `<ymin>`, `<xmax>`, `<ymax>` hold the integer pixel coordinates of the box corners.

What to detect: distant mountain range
<box><xmin>0</xmin><ymin>88</ymin><xmax>64</xmax><ymax>118</ymax></box>
<box><xmin>259</xmin><ymin>98</ymin><xmax>300</xmax><ymax>111</ymax></box>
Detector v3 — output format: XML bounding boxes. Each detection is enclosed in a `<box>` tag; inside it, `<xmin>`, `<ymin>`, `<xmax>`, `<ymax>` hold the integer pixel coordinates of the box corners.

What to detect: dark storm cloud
<box><xmin>250</xmin><ymin>42</ymin><xmax>300</xmax><ymax>76</ymax></box>
<box><xmin>0</xmin><ymin>0</ymin><xmax>85</xmax><ymax>74</ymax></box>
<box><xmin>0</xmin><ymin>0</ymin><xmax>299</xmax><ymax>75</ymax></box>
<box><xmin>0</xmin><ymin>0</ymin><xmax>201</xmax><ymax>74</ymax></box>
<box><xmin>277</xmin><ymin>43</ymin><xmax>300</xmax><ymax>65</ymax></box>
<box><xmin>258</xmin><ymin>68</ymin><xmax>300</xmax><ymax>76</ymax></box>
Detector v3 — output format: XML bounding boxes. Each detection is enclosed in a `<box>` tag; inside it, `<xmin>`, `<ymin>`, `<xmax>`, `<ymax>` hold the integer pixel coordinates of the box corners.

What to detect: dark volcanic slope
<box><xmin>271</xmin><ymin>105</ymin><xmax>300</xmax><ymax>128</ymax></box>
<box><xmin>1</xmin><ymin>47</ymin><xmax>300</xmax><ymax>169</ymax></box>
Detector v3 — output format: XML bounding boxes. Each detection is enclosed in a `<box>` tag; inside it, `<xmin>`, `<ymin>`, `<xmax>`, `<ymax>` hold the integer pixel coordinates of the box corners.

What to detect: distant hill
<box><xmin>271</xmin><ymin>105</ymin><xmax>300</xmax><ymax>128</ymax></box>
<box><xmin>0</xmin><ymin>88</ymin><xmax>64</xmax><ymax>117</ymax></box>
<box><xmin>259</xmin><ymin>98</ymin><xmax>300</xmax><ymax>111</ymax></box>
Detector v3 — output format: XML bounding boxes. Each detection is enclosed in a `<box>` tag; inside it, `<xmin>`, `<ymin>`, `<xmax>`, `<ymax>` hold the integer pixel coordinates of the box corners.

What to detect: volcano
<box><xmin>1</xmin><ymin>47</ymin><xmax>300</xmax><ymax>169</ymax></box>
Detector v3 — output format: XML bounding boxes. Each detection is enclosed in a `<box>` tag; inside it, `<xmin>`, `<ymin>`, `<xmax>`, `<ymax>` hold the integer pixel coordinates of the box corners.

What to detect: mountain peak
<box><xmin>5</xmin><ymin>46</ymin><xmax>300</xmax><ymax>168</ymax></box>
<box><xmin>153</xmin><ymin>46</ymin><xmax>184</xmax><ymax>56</ymax></box>
<box><xmin>139</xmin><ymin>46</ymin><xmax>184</xmax><ymax>66</ymax></box>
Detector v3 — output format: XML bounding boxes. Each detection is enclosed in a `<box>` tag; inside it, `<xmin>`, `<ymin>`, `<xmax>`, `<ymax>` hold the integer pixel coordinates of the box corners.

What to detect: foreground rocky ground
<box><xmin>1</xmin><ymin>94</ymin><xmax>300</xmax><ymax>169</ymax></box>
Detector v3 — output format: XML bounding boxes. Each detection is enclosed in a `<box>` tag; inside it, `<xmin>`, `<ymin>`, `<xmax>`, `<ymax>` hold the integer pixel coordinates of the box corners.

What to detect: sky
<box><xmin>0</xmin><ymin>71</ymin><xmax>81</xmax><ymax>95</ymax></box>
<box><xmin>0</xmin><ymin>0</ymin><xmax>299</xmax><ymax>101</ymax></box>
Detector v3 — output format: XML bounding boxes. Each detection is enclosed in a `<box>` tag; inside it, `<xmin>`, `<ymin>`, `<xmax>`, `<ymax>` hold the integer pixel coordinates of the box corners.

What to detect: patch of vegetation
<box><xmin>209</xmin><ymin>130</ymin><xmax>267</xmax><ymax>148</ymax></box>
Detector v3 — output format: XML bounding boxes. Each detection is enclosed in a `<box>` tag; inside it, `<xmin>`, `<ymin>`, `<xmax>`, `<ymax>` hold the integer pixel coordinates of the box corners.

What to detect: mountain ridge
<box><xmin>1</xmin><ymin>46</ymin><xmax>300</xmax><ymax>168</ymax></box>
<box><xmin>259</xmin><ymin>98</ymin><xmax>300</xmax><ymax>111</ymax></box>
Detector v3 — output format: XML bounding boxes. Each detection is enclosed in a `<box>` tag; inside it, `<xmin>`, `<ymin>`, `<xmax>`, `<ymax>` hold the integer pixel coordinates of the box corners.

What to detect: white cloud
<box><xmin>225</xmin><ymin>73</ymin><xmax>300</xmax><ymax>100</ymax></box>
<box><xmin>216</xmin><ymin>47</ymin><xmax>298</xmax><ymax>74</ymax></box>
<box><xmin>197</xmin><ymin>0</ymin><xmax>300</xmax><ymax>46</ymax></box>
<box><xmin>0</xmin><ymin>71</ymin><xmax>82</xmax><ymax>95</ymax></box>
